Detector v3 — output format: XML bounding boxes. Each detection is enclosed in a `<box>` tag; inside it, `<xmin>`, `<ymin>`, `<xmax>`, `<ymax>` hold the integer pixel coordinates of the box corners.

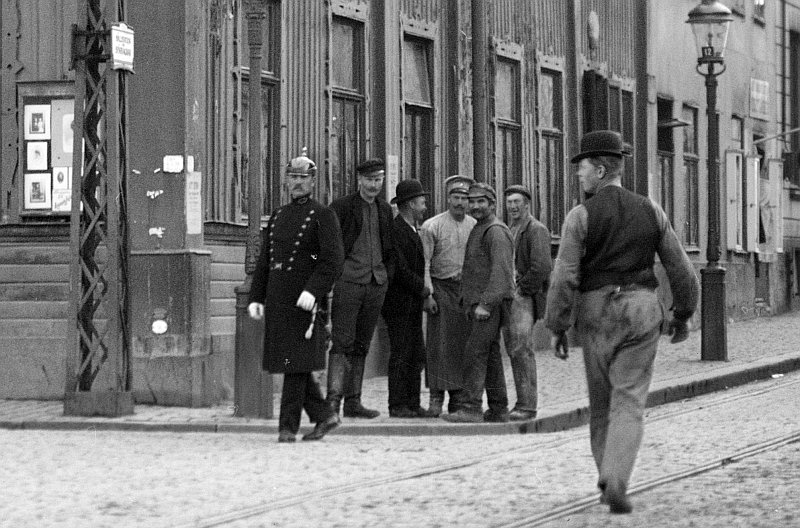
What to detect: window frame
<box><xmin>682</xmin><ymin>105</ymin><xmax>700</xmax><ymax>248</ymax></box>
<box><xmin>537</xmin><ymin>66</ymin><xmax>565</xmax><ymax>236</ymax></box>
<box><xmin>401</xmin><ymin>33</ymin><xmax>435</xmax><ymax>202</ymax></box>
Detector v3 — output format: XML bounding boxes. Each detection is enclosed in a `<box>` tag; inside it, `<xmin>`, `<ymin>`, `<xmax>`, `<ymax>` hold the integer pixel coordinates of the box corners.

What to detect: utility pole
<box><xmin>65</xmin><ymin>0</ymin><xmax>133</xmax><ymax>416</ymax></box>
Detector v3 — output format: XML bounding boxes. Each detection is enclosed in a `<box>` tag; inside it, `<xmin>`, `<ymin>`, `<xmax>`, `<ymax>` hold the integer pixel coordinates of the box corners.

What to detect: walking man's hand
<box><xmin>474</xmin><ymin>304</ymin><xmax>491</xmax><ymax>321</ymax></box>
<box><xmin>667</xmin><ymin>318</ymin><xmax>689</xmax><ymax>344</ymax></box>
<box><xmin>551</xmin><ymin>331</ymin><xmax>569</xmax><ymax>360</ymax></box>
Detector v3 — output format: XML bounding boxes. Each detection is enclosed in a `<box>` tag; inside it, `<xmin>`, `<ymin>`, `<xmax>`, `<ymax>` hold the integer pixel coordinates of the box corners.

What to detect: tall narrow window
<box><xmin>683</xmin><ymin>105</ymin><xmax>699</xmax><ymax>246</ymax></box>
<box><xmin>789</xmin><ymin>30</ymin><xmax>800</xmax><ymax>187</ymax></box>
<box><xmin>330</xmin><ymin>16</ymin><xmax>365</xmax><ymax>200</ymax></box>
<box><xmin>235</xmin><ymin>0</ymin><xmax>281</xmax><ymax>218</ymax></box>
<box><xmin>656</xmin><ymin>97</ymin><xmax>675</xmax><ymax>224</ymax></box>
<box><xmin>754</xmin><ymin>0</ymin><xmax>765</xmax><ymax>20</ymax></box>
<box><xmin>494</xmin><ymin>57</ymin><xmax>522</xmax><ymax>191</ymax></box>
<box><xmin>538</xmin><ymin>69</ymin><xmax>565</xmax><ymax>234</ymax></box>
<box><xmin>403</xmin><ymin>36</ymin><xmax>434</xmax><ymax>196</ymax></box>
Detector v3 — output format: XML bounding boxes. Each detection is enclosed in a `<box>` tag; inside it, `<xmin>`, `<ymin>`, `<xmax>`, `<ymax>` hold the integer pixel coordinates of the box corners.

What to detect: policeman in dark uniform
<box><xmin>248</xmin><ymin>149</ymin><xmax>345</xmax><ymax>443</ymax></box>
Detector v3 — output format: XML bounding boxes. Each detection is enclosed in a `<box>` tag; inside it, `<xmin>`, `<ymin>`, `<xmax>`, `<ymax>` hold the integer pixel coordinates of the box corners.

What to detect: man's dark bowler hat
<box><xmin>391</xmin><ymin>179</ymin><xmax>429</xmax><ymax>205</ymax></box>
<box><xmin>571</xmin><ymin>130</ymin><xmax>627</xmax><ymax>163</ymax></box>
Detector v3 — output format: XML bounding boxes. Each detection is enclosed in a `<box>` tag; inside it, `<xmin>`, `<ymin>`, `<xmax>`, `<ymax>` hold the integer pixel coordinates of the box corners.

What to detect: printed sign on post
<box><xmin>111</xmin><ymin>23</ymin><xmax>135</xmax><ymax>72</ymax></box>
<box><xmin>185</xmin><ymin>171</ymin><xmax>202</xmax><ymax>235</ymax></box>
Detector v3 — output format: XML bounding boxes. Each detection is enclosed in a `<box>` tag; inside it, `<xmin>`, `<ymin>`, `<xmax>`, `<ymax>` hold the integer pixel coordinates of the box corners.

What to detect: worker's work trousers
<box><xmin>576</xmin><ymin>286</ymin><xmax>664</xmax><ymax>491</ymax></box>
<box><xmin>501</xmin><ymin>290</ymin><xmax>538</xmax><ymax>413</ymax></box>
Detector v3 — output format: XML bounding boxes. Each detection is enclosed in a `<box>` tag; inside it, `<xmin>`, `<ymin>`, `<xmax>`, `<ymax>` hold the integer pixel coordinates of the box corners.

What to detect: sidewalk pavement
<box><xmin>2</xmin><ymin>311</ymin><xmax>799</xmax><ymax>436</ymax></box>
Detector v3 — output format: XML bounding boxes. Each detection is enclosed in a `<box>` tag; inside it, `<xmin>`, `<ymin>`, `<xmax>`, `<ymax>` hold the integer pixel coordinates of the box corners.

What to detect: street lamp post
<box><xmin>686</xmin><ymin>0</ymin><xmax>733</xmax><ymax>361</ymax></box>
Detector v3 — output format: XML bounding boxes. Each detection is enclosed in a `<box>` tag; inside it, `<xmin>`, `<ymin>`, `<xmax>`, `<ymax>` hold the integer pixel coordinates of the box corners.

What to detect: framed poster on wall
<box><xmin>24</xmin><ymin>104</ymin><xmax>51</xmax><ymax>140</ymax></box>
<box><xmin>26</xmin><ymin>141</ymin><xmax>49</xmax><ymax>171</ymax></box>
<box><xmin>24</xmin><ymin>173</ymin><xmax>52</xmax><ymax>210</ymax></box>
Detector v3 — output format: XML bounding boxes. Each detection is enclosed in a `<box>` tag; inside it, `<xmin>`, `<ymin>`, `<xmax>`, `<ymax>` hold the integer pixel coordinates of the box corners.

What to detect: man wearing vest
<box><xmin>327</xmin><ymin>158</ymin><xmax>395</xmax><ymax>419</ymax></box>
<box><xmin>502</xmin><ymin>184</ymin><xmax>552</xmax><ymax>421</ymax></box>
<box><xmin>545</xmin><ymin>130</ymin><xmax>699</xmax><ymax>514</ymax></box>
<box><xmin>443</xmin><ymin>182</ymin><xmax>514</xmax><ymax>423</ymax></box>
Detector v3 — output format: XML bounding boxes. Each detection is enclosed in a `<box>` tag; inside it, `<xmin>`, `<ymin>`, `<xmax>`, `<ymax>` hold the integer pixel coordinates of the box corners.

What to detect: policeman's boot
<box><xmin>326</xmin><ymin>352</ymin><xmax>348</xmax><ymax>416</ymax></box>
<box><xmin>342</xmin><ymin>355</ymin><xmax>380</xmax><ymax>419</ymax></box>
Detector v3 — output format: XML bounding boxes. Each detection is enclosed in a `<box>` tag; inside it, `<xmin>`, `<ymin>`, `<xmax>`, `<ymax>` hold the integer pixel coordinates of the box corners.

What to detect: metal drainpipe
<box><xmin>472</xmin><ymin>0</ymin><xmax>488</xmax><ymax>183</ymax></box>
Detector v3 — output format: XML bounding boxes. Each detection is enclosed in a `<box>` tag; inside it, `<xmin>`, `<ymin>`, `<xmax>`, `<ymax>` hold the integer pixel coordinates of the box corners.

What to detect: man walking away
<box><xmin>546</xmin><ymin>130</ymin><xmax>699</xmax><ymax>513</ymax></box>
<box><xmin>502</xmin><ymin>185</ymin><xmax>552</xmax><ymax>421</ymax></box>
<box><xmin>327</xmin><ymin>158</ymin><xmax>395</xmax><ymax>419</ymax></box>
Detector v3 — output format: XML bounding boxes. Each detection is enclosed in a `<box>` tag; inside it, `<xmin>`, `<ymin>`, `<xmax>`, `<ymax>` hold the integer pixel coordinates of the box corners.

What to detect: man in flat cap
<box><xmin>443</xmin><ymin>182</ymin><xmax>514</xmax><ymax>423</ymax></box>
<box><xmin>501</xmin><ymin>184</ymin><xmax>552</xmax><ymax>421</ymax></box>
<box><xmin>545</xmin><ymin>130</ymin><xmax>699</xmax><ymax>513</ymax></box>
<box><xmin>327</xmin><ymin>158</ymin><xmax>395</xmax><ymax>419</ymax></box>
<box><xmin>382</xmin><ymin>179</ymin><xmax>437</xmax><ymax>418</ymax></box>
<box><xmin>248</xmin><ymin>149</ymin><xmax>345</xmax><ymax>442</ymax></box>
<box><xmin>419</xmin><ymin>175</ymin><xmax>476</xmax><ymax>416</ymax></box>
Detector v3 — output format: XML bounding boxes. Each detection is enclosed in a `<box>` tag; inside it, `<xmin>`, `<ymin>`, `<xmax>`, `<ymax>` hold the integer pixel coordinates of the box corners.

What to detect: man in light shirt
<box><xmin>419</xmin><ymin>175</ymin><xmax>476</xmax><ymax>416</ymax></box>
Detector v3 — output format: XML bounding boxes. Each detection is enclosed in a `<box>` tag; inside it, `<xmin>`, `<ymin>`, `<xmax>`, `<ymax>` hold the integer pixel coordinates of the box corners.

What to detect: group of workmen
<box><xmin>248</xmin><ymin>130</ymin><xmax>699</xmax><ymax>514</ymax></box>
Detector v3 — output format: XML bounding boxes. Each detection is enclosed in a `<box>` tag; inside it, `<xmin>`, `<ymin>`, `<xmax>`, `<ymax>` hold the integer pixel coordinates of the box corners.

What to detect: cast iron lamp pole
<box><xmin>687</xmin><ymin>0</ymin><xmax>733</xmax><ymax>361</ymax></box>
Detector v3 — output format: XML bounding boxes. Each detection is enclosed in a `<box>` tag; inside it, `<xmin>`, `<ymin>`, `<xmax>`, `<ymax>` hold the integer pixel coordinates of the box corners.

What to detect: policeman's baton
<box><xmin>304</xmin><ymin>303</ymin><xmax>318</xmax><ymax>340</ymax></box>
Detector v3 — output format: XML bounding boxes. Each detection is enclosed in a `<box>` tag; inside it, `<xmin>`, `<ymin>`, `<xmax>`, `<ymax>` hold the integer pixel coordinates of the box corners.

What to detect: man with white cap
<box><xmin>419</xmin><ymin>175</ymin><xmax>476</xmax><ymax>416</ymax></box>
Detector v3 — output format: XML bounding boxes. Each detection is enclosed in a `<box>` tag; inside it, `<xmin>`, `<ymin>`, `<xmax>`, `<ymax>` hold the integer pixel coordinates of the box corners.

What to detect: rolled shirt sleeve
<box><xmin>544</xmin><ymin>206</ymin><xmax>587</xmax><ymax>334</ymax></box>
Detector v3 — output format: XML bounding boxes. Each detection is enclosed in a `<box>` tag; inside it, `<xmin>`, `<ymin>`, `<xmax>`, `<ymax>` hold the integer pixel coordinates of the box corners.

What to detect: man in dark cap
<box><xmin>420</xmin><ymin>175</ymin><xmax>476</xmax><ymax>416</ymax></box>
<box><xmin>545</xmin><ymin>130</ymin><xmax>699</xmax><ymax>513</ymax></box>
<box><xmin>502</xmin><ymin>184</ymin><xmax>552</xmax><ymax>421</ymax></box>
<box><xmin>327</xmin><ymin>158</ymin><xmax>395</xmax><ymax>419</ymax></box>
<box><xmin>442</xmin><ymin>182</ymin><xmax>514</xmax><ymax>423</ymax></box>
<box><xmin>248</xmin><ymin>149</ymin><xmax>345</xmax><ymax>442</ymax></box>
<box><xmin>382</xmin><ymin>179</ymin><xmax>437</xmax><ymax>418</ymax></box>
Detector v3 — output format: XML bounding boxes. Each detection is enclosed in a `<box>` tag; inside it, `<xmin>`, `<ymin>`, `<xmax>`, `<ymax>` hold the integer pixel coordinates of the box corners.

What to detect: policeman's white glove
<box><xmin>248</xmin><ymin>302</ymin><xmax>264</xmax><ymax>320</ymax></box>
<box><xmin>296</xmin><ymin>291</ymin><xmax>316</xmax><ymax>311</ymax></box>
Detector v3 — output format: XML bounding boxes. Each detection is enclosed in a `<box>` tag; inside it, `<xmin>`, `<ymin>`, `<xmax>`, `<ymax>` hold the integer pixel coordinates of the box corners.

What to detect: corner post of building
<box><xmin>234</xmin><ymin>0</ymin><xmax>273</xmax><ymax>419</ymax></box>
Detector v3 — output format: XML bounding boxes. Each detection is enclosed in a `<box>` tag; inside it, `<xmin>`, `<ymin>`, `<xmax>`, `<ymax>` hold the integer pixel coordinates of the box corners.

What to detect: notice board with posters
<box><xmin>17</xmin><ymin>82</ymin><xmax>75</xmax><ymax>217</ymax></box>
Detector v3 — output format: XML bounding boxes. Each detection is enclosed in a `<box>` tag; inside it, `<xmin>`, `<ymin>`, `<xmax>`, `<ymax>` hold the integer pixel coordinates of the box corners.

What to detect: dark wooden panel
<box><xmin>0</xmin><ymin>283</ymin><xmax>69</xmax><ymax>302</ymax></box>
<box><xmin>0</xmin><ymin>264</ymin><xmax>70</xmax><ymax>283</ymax></box>
<box><xmin>0</xmin><ymin>245</ymin><xmax>70</xmax><ymax>265</ymax></box>
<box><xmin>0</xmin><ymin>301</ymin><xmax>69</xmax><ymax>319</ymax></box>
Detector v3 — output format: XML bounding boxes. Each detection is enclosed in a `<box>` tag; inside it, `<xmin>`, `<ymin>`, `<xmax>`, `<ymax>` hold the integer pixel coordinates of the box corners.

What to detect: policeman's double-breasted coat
<box><xmin>249</xmin><ymin>197</ymin><xmax>344</xmax><ymax>373</ymax></box>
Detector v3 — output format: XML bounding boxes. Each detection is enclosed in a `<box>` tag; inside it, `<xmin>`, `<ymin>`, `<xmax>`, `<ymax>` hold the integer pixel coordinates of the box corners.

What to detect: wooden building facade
<box><xmin>0</xmin><ymin>0</ymin><xmax>795</xmax><ymax>403</ymax></box>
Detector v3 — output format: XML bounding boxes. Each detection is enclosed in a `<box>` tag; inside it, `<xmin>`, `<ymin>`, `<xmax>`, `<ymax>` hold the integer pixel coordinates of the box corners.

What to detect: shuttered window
<box><xmin>330</xmin><ymin>16</ymin><xmax>365</xmax><ymax>200</ymax></box>
<box><xmin>682</xmin><ymin>105</ymin><xmax>699</xmax><ymax>247</ymax></box>
<box><xmin>494</xmin><ymin>57</ymin><xmax>522</xmax><ymax>190</ymax></box>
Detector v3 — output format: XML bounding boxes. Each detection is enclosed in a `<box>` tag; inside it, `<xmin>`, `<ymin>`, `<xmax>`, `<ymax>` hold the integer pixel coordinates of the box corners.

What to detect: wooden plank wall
<box><xmin>0</xmin><ymin>243</ymin><xmax>70</xmax><ymax>398</ymax></box>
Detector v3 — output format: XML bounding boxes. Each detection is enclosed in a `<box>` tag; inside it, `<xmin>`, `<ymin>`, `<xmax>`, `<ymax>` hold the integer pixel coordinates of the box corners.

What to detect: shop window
<box><xmin>538</xmin><ymin>69</ymin><xmax>565</xmax><ymax>235</ymax></box>
<box><xmin>403</xmin><ymin>36</ymin><xmax>434</xmax><ymax>196</ymax></box>
<box><xmin>330</xmin><ymin>15</ymin><xmax>366</xmax><ymax>201</ymax></box>
<box><xmin>17</xmin><ymin>82</ymin><xmax>75</xmax><ymax>220</ymax></box>
<box><xmin>682</xmin><ymin>105</ymin><xmax>699</xmax><ymax>247</ymax></box>
<box><xmin>494</xmin><ymin>56</ymin><xmax>522</xmax><ymax>191</ymax></box>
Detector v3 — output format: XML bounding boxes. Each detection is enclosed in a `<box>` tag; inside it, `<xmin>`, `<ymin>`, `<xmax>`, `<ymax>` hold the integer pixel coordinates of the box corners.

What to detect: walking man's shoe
<box><xmin>343</xmin><ymin>403</ymin><xmax>380</xmax><ymax>419</ymax></box>
<box><xmin>441</xmin><ymin>409</ymin><xmax>484</xmax><ymax>423</ymax></box>
<box><xmin>508</xmin><ymin>409</ymin><xmax>537</xmax><ymax>421</ymax></box>
<box><xmin>302</xmin><ymin>414</ymin><xmax>341</xmax><ymax>441</ymax></box>
<box><xmin>600</xmin><ymin>480</ymin><xmax>633</xmax><ymax>514</ymax></box>
<box><xmin>278</xmin><ymin>430</ymin><xmax>296</xmax><ymax>443</ymax></box>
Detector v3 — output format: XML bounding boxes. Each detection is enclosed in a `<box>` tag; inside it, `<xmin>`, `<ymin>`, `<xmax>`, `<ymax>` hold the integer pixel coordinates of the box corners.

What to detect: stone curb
<box><xmin>1</xmin><ymin>355</ymin><xmax>797</xmax><ymax>436</ymax></box>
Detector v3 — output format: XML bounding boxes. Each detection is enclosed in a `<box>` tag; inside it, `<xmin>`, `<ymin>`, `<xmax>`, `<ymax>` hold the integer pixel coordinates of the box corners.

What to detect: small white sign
<box><xmin>111</xmin><ymin>23</ymin><xmax>134</xmax><ymax>72</ymax></box>
<box><xmin>163</xmin><ymin>155</ymin><xmax>184</xmax><ymax>173</ymax></box>
<box><xmin>387</xmin><ymin>155</ymin><xmax>399</xmax><ymax>203</ymax></box>
<box><xmin>185</xmin><ymin>171</ymin><xmax>202</xmax><ymax>235</ymax></box>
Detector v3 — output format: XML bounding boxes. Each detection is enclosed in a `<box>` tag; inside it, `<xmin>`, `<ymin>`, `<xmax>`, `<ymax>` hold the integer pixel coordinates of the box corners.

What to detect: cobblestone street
<box><xmin>3</xmin><ymin>371</ymin><xmax>798</xmax><ymax>527</ymax></box>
